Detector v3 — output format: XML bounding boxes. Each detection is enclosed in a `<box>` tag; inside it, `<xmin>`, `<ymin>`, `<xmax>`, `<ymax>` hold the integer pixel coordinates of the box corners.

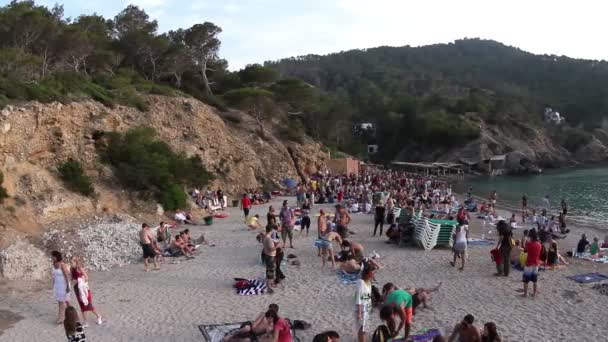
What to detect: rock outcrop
<box><xmin>0</xmin><ymin>95</ymin><xmax>328</xmax><ymax>238</ymax></box>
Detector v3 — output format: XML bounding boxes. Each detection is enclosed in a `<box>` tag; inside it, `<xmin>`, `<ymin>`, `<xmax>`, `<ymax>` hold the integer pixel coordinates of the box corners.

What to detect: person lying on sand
<box><xmin>223</xmin><ymin>304</ymin><xmax>279</xmax><ymax>342</ymax></box>
<box><xmin>339</xmin><ymin>254</ymin><xmax>361</xmax><ymax>274</ymax></box>
<box><xmin>405</xmin><ymin>282</ymin><xmax>442</xmax><ymax>314</ymax></box>
<box><xmin>448</xmin><ymin>314</ymin><xmax>481</xmax><ymax>342</ymax></box>
<box><xmin>174</xmin><ymin>209</ymin><xmax>195</xmax><ymax>225</ymax></box>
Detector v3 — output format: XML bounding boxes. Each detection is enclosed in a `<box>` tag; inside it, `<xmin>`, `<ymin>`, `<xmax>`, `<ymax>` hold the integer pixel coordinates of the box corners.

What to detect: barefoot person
<box><xmin>522</xmin><ymin>229</ymin><xmax>542</xmax><ymax>298</ymax></box>
<box><xmin>382</xmin><ymin>283</ymin><xmax>413</xmax><ymax>340</ymax></box>
<box><xmin>51</xmin><ymin>250</ymin><xmax>71</xmax><ymax>324</ymax></box>
<box><xmin>320</xmin><ymin>231</ymin><xmax>342</xmax><ymax>269</ymax></box>
<box><xmin>448</xmin><ymin>314</ymin><xmax>481</xmax><ymax>342</ymax></box>
<box><xmin>450</xmin><ymin>224</ymin><xmax>468</xmax><ymax>271</ymax></box>
<box><xmin>262</xmin><ymin>225</ymin><xmax>278</xmax><ymax>290</ymax></box>
<box><xmin>279</xmin><ymin>200</ymin><xmax>295</xmax><ymax>248</ymax></box>
<box><xmin>355</xmin><ymin>268</ymin><xmax>374</xmax><ymax>342</ymax></box>
<box><xmin>70</xmin><ymin>256</ymin><xmax>103</xmax><ymax>326</ymax></box>
<box><xmin>139</xmin><ymin>223</ymin><xmax>160</xmax><ymax>272</ymax></box>
<box><xmin>247</xmin><ymin>214</ymin><xmax>263</xmax><ymax>230</ymax></box>
<box><xmin>241</xmin><ymin>193</ymin><xmax>252</xmax><ymax>223</ymax></box>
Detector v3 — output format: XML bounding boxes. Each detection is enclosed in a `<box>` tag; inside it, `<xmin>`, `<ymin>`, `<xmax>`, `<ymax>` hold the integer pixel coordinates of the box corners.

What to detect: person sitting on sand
<box><xmin>247</xmin><ymin>214</ymin><xmax>263</xmax><ymax>230</ymax></box>
<box><xmin>223</xmin><ymin>304</ymin><xmax>279</xmax><ymax>342</ymax></box>
<box><xmin>481</xmin><ymin>322</ymin><xmax>501</xmax><ymax>342</ymax></box>
<box><xmin>166</xmin><ymin>234</ymin><xmax>193</xmax><ymax>258</ymax></box>
<box><xmin>547</xmin><ymin>240</ymin><xmax>568</xmax><ymax>268</ymax></box>
<box><xmin>174</xmin><ymin>210</ymin><xmax>194</xmax><ymax>225</ymax></box>
<box><xmin>576</xmin><ymin>234</ymin><xmax>589</xmax><ymax>257</ymax></box>
<box><xmin>139</xmin><ymin>223</ymin><xmax>160</xmax><ymax>272</ymax></box>
<box><xmin>312</xmin><ymin>331</ymin><xmax>340</xmax><ymax>342</ymax></box>
<box><xmin>510</xmin><ymin>239</ymin><xmax>523</xmax><ymax>268</ymax></box>
<box><xmin>448</xmin><ymin>314</ymin><xmax>481</xmax><ymax>342</ymax></box>
<box><xmin>342</xmin><ymin>240</ymin><xmax>365</xmax><ymax>263</ymax></box>
<box><xmin>590</xmin><ymin>237</ymin><xmax>600</xmax><ymax>259</ymax></box>
<box><xmin>385</xmin><ymin>224</ymin><xmax>399</xmax><ymax>244</ymax></box>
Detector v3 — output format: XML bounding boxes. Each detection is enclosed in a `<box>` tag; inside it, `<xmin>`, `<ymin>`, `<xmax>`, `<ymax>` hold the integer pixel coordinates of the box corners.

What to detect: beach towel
<box><xmin>337</xmin><ymin>269</ymin><xmax>359</xmax><ymax>285</ymax></box>
<box><xmin>566</xmin><ymin>272</ymin><xmax>608</xmax><ymax>284</ymax></box>
<box><xmin>467</xmin><ymin>238</ymin><xmax>494</xmax><ymax>246</ymax></box>
<box><xmin>403</xmin><ymin>329</ymin><xmax>442</xmax><ymax>342</ymax></box>
<box><xmin>198</xmin><ymin>323</ymin><xmax>301</xmax><ymax>342</ymax></box>
<box><xmin>213</xmin><ymin>213</ymin><xmax>229</xmax><ymax>219</ymax></box>
<box><xmin>233</xmin><ymin>278</ymin><xmax>268</xmax><ymax>295</ymax></box>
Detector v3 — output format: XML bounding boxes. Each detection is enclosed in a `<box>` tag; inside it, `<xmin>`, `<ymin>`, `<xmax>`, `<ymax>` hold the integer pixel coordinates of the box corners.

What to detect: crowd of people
<box><xmin>46</xmin><ymin>165</ymin><xmax>608</xmax><ymax>342</ymax></box>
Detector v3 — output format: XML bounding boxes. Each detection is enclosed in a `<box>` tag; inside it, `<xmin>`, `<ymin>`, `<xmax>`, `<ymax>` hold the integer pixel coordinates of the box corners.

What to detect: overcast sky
<box><xmin>13</xmin><ymin>0</ymin><xmax>608</xmax><ymax>70</ymax></box>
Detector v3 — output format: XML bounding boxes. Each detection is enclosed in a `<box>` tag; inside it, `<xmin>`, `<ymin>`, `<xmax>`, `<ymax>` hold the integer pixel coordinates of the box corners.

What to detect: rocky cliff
<box><xmin>0</xmin><ymin>95</ymin><xmax>327</xmax><ymax>252</ymax></box>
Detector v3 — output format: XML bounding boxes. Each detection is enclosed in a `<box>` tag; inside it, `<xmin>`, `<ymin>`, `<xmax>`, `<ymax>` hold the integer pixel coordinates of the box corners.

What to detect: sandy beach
<box><xmin>1</xmin><ymin>196</ymin><xmax>607</xmax><ymax>341</ymax></box>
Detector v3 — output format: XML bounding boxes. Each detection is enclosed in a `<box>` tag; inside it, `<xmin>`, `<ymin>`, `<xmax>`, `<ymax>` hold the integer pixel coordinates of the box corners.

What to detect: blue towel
<box><xmin>337</xmin><ymin>269</ymin><xmax>359</xmax><ymax>285</ymax></box>
<box><xmin>467</xmin><ymin>239</ymin><xmax>494</xmax><ymax>246</ymax></box>
<box><xmin>566</xmin><ymin>272</ymin><xmax>608</xmax><ymax>284</ymax></box>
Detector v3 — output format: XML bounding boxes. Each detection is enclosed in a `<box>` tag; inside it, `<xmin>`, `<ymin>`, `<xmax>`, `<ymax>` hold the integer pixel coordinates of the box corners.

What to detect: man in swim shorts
<box><xmin>224</xmin><ymin>304</ymin><xmax>279</xmax><ymax>341</ymax></box>
<box><xmin>139</xmin><ymin>223</ymin><xmax>159</xmax><ymax>272</ymax></box>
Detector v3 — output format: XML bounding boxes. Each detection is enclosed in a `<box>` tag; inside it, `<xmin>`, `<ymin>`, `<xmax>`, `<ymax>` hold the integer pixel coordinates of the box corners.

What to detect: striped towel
<box><xmin>236</xmin><ymin>279</ymin><xmax>268</xmax><ymax>296</ymax></box>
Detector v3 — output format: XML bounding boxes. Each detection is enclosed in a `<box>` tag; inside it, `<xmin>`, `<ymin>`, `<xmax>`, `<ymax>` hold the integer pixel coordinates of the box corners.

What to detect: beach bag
<box><xmin>290</xmin><ymin>320</ymin><xmax>311</xmax><ymax>330</ymax></box>
<box><xmin>371</xmin><ymin>324</ymin><xmax>390</xmax><ymax>342</ymax></box>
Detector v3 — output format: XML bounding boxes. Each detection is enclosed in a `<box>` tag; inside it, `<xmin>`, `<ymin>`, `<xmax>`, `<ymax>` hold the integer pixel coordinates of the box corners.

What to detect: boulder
<box><xmin>0</xmin><ymin>239</ymin><xmax>49</xmax><ymax>281</ymax></box>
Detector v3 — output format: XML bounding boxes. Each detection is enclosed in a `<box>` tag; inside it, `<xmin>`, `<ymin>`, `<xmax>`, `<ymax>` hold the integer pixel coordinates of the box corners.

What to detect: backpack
<box><xmin>371</xmin><ymin>324</ymin><xmax>390</xmax><ymax>342</ymax></box>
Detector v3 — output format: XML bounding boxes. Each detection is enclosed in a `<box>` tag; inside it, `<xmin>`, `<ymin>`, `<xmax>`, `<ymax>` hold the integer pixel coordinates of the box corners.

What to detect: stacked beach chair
<box><xmin>410</xmin><ymin>210</ymin><xmax>457</xmax><ymax>251</ymax></box>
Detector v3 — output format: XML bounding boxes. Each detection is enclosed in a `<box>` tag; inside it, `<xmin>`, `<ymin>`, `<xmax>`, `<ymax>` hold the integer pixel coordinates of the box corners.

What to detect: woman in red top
<box><xmin>268</xmin><ymin>309</ymin><xmax>292</xmax><ymax>342</ymax></box>
<box><xmin>70</xmin><ymin>256</ymin><xmax>103</xmax><ymax>326</ymax></box>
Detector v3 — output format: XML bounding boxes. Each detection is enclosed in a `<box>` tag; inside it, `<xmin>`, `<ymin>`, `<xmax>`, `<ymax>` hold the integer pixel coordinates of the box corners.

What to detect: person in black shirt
<box><xmin>576</xmin><ymin>234</ymin><xmax>589</xmax><ymax>255</ymax></box>
<box><xmin>373</xmin><ymin>205</ymin><xmax>386</xmax><ymax>237</ymax></box>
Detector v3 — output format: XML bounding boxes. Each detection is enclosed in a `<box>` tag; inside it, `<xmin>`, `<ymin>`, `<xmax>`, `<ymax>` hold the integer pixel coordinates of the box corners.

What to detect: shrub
<box><xmin>58</xmin><ymin>159</ymin><xmax>95</xmax><ymax>197</ymax></box>
<box><xmin>555</xmin><ymin>127</ymin><xmax>592</xmax><ymax>152</ymax></box>
<box><xmin>0</xmin><ymin>170</ymin><xmax>9</xmax><ymax>203</ymax></box>
<box><xmin>159</xmin><ymin>183</ymin><xmax>187</xmax><ymax>211</ymax></box>
<box><xmin>102</xmin><ymin>127</ymin><xmax>213</xmax><ymax>210</ymax></box>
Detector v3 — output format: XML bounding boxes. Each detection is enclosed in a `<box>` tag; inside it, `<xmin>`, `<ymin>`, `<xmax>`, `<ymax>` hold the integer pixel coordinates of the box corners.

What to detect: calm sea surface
<box><xmin>454</xmin><ymin>166</ymin><xmax>608</xmax><ymax>230</ymax></box>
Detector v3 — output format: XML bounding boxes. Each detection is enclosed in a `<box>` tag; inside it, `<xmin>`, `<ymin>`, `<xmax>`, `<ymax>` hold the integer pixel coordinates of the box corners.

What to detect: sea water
<box><xmin>454</xmin><ymin>166</ymin><xmax>608</xmax><ymax>230</ymax></box>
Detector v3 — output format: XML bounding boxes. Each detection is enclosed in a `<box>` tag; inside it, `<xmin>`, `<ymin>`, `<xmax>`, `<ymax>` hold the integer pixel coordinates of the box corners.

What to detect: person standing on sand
<box><xmin>447</xmin><ymin>314</ymin><xmax>481</xmax><ymax>342</ymax></box>
<box><xmin>521</xmin><ymin>195</ymin><xmax>528</xmax><ymax>223</ymax></box>
<box><xmin>335</xmin><ymin>205</ymin><xmax>352</xmax><ymax>239</ymax></box>
<box><xmin>382</xmin><ymin>283</ymin><xmax>413</xmax><ymax>340</ymax></box>
<box><xmin>51</xmin><ymin>250</ymin><xmax>71</xmax><ymax>324</ymax></box>
<box><xmin>241</xmin><ymin>193</ymin><xmax>252</xmax><ymax>223</ymax></box>
<box><xmin>279</xmin><ymin>200</ymin><xmax>295</xmax><ymax>248</ymax></box>
<box><xmin>561</xmin><ymin>199</ymin><xmax>568</xmax><ymax>216</ymax></box>
<box><xmin>262</xmin><ymin>225</ymin><xmax>278</xmax><ymax>291</ymax></box>
<box><xmin>70</xmin><ymin>257</ymin><xmax>103</xmax><ymax>326</ymax></box>
<box><xmin>299</xmin><ymin>199</ymin><xmax>312</xmax><ymax>237</ymax></box>
<box><xmin>140</xmin><ymin>223</ymin><xmax>160</xmax><ymax>272</ymax></box>
<box><xmin>489</xmin><ymin>190</ymin><xmax>497</xmax><ymax>206</ymax></box>
<box><xmin>373</xmin><ymin>203</ymin><xmax>385</xmax><ymax>237</ymax></box>
<box><xmin>354</xmin><ymin>268</ymin><xmax>374</xmax><ymax>342</ymax></box>
<box><xmin>451</xmin><ymin>225</ymin><xmax>468</xmax><ymax>271</ymax></box>
<box><xmin>317</xmin><ymin>209</ymin><xmax>328</xmax><ymax>256</ymax></box>
<box><xmin>522</xmin><ymin>229</ymin><xmax>542</xmax><ymax>298</ymax></box>
<box><xmin>495</xmin><ymin>221</ymin><xmax>512</xmax><ymax>277</ymax></box>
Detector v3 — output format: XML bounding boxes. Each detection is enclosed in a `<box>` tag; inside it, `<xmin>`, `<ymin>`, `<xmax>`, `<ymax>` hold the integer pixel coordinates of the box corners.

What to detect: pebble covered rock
<box><xmin>0</xmin><ymin>239</ymin><xmax>49</xmax><ymax>281</ymax></box>
<box><xmin>43</xmin><ymin>214</ymin><xmax>142</xmax><ymax>271</ymax></box>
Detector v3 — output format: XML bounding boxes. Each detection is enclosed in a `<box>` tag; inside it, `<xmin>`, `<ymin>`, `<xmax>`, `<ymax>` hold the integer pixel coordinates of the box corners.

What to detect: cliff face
<box><xmin>396</xmin><ymin>118</ymin><xmax>608</xmax><ymax>173</ymax></box>
<box><xmin>0</xmin><ymin>95</ymin><xmax>327</xmax><ymax>243</ymax></box>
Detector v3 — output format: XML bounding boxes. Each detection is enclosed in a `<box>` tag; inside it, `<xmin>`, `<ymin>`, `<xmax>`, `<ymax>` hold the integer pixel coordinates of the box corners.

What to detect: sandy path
<box><xmin>1</xmin><ymin>197</ymin><xmax>606</xmax><ymax>341</ymax></box>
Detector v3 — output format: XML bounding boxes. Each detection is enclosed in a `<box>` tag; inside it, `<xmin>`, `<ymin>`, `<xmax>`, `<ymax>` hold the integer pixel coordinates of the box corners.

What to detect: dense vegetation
<box><xmin>58</xmin><ymin>159</ymin><xmax>95</xmax><ymax>196</ymax></box>
<box><xmin>102</xmin><ymin>127</ymin><xmax>213</xmax><ymax>210</ymax></box>
<box><xmin>0</xmin><ymin>1</ymin><xmax>224</xmax><ymax>109</ymax></box>
<box><xmin>3</xmin><ymin>1</ymin><xmax>607</xmax><ymax>163</ymax></box>
<box><xmin>267</xmin><ymin>39</ymin><xmax>608</xmax><ymax>160</ymax></box>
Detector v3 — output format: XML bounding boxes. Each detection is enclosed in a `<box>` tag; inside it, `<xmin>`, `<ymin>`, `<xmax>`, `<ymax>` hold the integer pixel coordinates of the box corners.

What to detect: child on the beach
<box><xmin>590</xmin><ymin>237</ymin><xmax>600</xmax><ymax>258</ymax></box>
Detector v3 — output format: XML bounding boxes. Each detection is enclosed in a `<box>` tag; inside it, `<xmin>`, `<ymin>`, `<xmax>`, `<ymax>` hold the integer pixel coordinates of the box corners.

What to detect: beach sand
<box><xmin>0</xmin><ymin>197</ymin><xmax>606</xmax><ymax>341</ymax></box>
